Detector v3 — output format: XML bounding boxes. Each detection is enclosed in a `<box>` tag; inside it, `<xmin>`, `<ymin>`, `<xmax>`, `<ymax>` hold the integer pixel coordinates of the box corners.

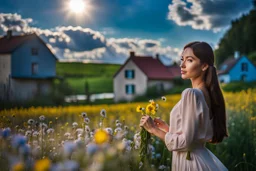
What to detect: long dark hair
<box><xmin>183</xmin><ymin>41</ymin><xmax>228</xmax><ymax>143</ymax></box>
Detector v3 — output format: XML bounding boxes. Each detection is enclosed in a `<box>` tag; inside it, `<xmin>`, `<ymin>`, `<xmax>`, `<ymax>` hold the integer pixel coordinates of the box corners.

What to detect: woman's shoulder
<box><xmin>181</xmin><ymin>88</ymin><xmax>202</xmax><ymax>101</ymax></box>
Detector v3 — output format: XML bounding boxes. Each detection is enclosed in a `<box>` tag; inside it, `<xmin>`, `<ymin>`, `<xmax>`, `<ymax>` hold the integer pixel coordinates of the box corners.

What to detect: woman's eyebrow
<box><xmin>181</xmin><ymin>56</ymin><xmax>195</xmax><ymax>59</ymax></box>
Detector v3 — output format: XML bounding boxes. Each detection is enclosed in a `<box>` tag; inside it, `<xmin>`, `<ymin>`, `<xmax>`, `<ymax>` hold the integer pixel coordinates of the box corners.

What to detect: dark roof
<box><xmin>217</xmin><ymin>57</ymin><xmax>240</xmax><ymax>75</ymax></box>
<box><xmin>0</xmin><ymin>33</ymin><xmax>58</xmax><ymax>60</ymax></box>
<box><xmin>114</xmin><ymin>55</ymin><xmax>174</xmax><ymax>80</ymax></box>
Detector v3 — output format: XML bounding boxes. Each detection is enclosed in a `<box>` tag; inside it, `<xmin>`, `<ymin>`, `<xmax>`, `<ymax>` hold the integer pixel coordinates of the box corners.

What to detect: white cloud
<box><xmin>0</xmin><ymin>13</ymin><xmax>180</xmax><ymax>65</ymax></box>
<box><xmin>168</xmin><ymin>0</ymin><xmax>252</xmax><ymax>32</ymax></box>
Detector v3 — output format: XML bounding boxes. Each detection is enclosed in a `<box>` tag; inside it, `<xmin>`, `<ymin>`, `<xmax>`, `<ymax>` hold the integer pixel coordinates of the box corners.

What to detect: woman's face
<box><xmin>180</xmin><ymin>47</ymin><xmax>205</xmax><ymax>80</ymax></box>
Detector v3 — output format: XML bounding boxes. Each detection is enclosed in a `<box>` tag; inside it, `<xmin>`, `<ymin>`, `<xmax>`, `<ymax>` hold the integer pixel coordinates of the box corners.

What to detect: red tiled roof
<box><xmin>0</xmin><ymin>33</ymin><xmax>58</xmax><ymax>60</ymax></box>
<box><xmin>114</xmin><ymin>55</ymin><xmax>175</xmax><ymax>80</ymax></box>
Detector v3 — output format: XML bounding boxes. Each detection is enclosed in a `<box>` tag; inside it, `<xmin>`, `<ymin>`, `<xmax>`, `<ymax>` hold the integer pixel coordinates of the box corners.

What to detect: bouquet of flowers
<box><xmin>136</xmin><ymin>99</ymin><xmax>159</xmax><ymax>168</ymax></box>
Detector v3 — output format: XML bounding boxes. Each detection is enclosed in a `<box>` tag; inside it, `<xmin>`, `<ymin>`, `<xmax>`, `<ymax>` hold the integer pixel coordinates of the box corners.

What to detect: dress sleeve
<box><xmin>164</xmin><ymin>88</ymin><xmax>202</xmax><ymax>151</ymax></box>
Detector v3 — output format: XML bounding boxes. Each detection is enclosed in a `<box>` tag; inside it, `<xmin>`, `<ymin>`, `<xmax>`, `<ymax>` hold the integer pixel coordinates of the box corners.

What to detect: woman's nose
<box><xmin>180</xmin><ymin>61</ymin><xmax>185</xmax><ymax>68</ymax></box>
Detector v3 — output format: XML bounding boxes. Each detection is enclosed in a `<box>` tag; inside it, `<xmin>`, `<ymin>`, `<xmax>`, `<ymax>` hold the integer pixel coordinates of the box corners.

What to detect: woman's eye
<box><xmin>180</xmin><ymin>58</ymin><xmax>184</xmax><ymax>61</ymax></box>
<box><xmin>188</xmin><ymin>59</ymin><xmax>193</xmax><ymax>62</ymax></box>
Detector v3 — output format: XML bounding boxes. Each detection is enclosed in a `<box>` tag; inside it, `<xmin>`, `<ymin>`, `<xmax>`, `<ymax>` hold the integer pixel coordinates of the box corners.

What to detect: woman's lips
<box><xmin>181</xmin><ymin>71</ymin><xmax>186</xmax><ymax>74</ymax></box>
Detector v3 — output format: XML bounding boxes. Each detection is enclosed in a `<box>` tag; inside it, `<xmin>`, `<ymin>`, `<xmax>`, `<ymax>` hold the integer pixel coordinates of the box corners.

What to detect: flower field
<box><xmin>0</xmin><ymin>90</ymin><xmax>256</xmax><ymax>171</ymax></box>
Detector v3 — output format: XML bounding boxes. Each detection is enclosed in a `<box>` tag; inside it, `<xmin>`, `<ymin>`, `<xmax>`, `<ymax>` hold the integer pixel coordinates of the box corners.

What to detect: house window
<box><xmin>125</xmin><ymin>84</ymin><xmax>135</xmax><ymax>94</ymax></box>
<box><xmin>241</xmin><ymin>63</ymin><xmax>248</xmax><ymax>71</ymax></box>
<box><xmin>32</xmin><ymin>63</ymin><xmax>38</xmax><ymax>75</ymax></box>
<box><xmin>125</xmin><ymin>70</ymin><xmax>135</xmax><ymax>79</ymax></box>
<box><xmin>31</xmin><ymin>48</ymin><xmax>38</xmax><ymax>55</ymax></box>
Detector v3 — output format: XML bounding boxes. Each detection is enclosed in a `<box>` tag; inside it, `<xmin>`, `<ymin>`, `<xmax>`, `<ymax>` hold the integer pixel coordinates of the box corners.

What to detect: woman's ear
<box><xmin>202</xmin><ymin>63</ymin><xmax>209</xmax><ymax>71</ymax></box>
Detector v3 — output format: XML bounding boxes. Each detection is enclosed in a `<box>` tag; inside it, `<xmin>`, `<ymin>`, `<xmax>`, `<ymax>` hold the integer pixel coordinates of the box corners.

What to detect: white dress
<box><xmin>164</xmin><ymin>88</ymin><xmax>228</xmax><ymax>171</ymax></box>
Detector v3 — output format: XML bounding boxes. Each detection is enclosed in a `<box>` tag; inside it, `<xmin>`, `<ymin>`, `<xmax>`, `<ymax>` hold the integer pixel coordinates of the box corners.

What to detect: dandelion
<box><xmin>84</xmin><ymin>117</ymin><xmax>90</xmax><ymax>124</ymax></box>
<box><xmin>161</xmin><ymin>96</ymin><xmax>167</xmax><ymax>101</ymax></box>
<box><xmin>39</xmin><ymin>115</ymin><xmax>45</xmax><ymax>121</ymax></box>
<box><xmin>100</xmin><ymin>109</ymin><xmax>107</xmax><ymax>118</ymax></box>
<box><xmin>81</xmin><ymin>112</ymin><xmax>87</xmax><ymax>118</ymax></box>
<box><xmin>94</xmin><ymin>129</ymin><xmax>109</xmax><ymax>144</ymax></box>
<box><xmin>34</xmin><ymin>158</ymin><xmax>51</xmax><ymax>171</ymax></box>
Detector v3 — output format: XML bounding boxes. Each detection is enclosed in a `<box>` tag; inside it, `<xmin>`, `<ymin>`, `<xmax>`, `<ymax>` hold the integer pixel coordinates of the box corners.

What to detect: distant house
<box><xmin>218</xmin><ymin>53</ymin><xmax>256</xmax><ymax>83</ymax></box>
<box><xmin>0</xmin><ymin>31</ymin><xmax>58</xmax><ymax>101</ymax></box>
<box><xmin>113</xmin><ymin>52</ymin><xmax>179</xmax><ymax>102</ymax></box>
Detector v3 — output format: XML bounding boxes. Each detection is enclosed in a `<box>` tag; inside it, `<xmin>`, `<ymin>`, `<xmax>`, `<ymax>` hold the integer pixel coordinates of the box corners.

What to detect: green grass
<box><xmin>56</xmin><ymin>62</ymin><xmax>121</xmax><ymax>77</ymax></box>
<box><xmin>66</xmin><ymin>77</ymin><xmax>113</xmax><ymax>94</ymax></box>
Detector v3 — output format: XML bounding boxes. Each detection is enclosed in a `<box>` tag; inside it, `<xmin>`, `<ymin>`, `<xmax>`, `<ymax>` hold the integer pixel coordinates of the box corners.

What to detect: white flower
<box><xmin>27</xmin><ymin>119</ymin><xmax>35</xmax><ymax>125</ymax></box>
<box><xmin>116</xmin><ymin>123</ymin><xmax>122</xmax><ymax>128</ymax></box>
<box><xmin>161</xmin><ymin>96</ymin><xmax>166</xmax><ymax>101</ymax></box>
<box><xmin>159</xmin><ymin>165</ymin><xmax>166</xmax><ymax>170</ymax></box>
<box><xmin>115</xmin><ymin>120</ymin><xmax>120</xmax><ymax>124</ymax></box>
<box><xmin>72</xmin><ymin>122</ymin><xmax>78</xmax><ymax>128</ymax></box>
<box><xmin>105</xmin><ymin>127</ymin><xmax>113</xmax><ymax>135</ymax></box>
<box><xmin>25</xmin><ymin>130</ymin><xmax>32</xmax><ymax>137</ymax></box>
<box><xmin>47</xmin><ymin>128</ymin><xmax>54</xmax><ymax>134</ymax></box>
<box><xmin>114</xmin><ymin>127</ymin><xmax>122</xmax><ymax>133</ymax></box>
<box><xmin>39</xmin><ymin>123</ymin><xmax>48</xmax><ymax>130</ymax></box>
<box><xmin>84</xmin><ymin>117</ymin><xmax>90</xmax><ymax>124</ymax></box>
<box><xmin>155</xmin><ymin>103</ymin><xmax>159</xmax><ymax>110</ymax></box>
<box><xmin>76</xmin><ymin>128</ymin><xmax>83</xmax><ymax>135</ymax></box>
<box><xmin>124</xmin><ymin>125</ymin><xmax>129</xmax><ymax>131</ymax></box>
<box><xmin>39</xmin><ymin>115</ymin><xmax>45</xmax><ymax>121</ymax></box>
<box><xmin>100</xmin><ymin>109</ymin><xmax>107</xmax><ymax>118</ymax></box>
<box><xmin>139</xmin><ymin>162</ymin><xmax>143</xmax><ymax>169</ymax></box>
<box><xmin>149</xmin><ymin>99</ymin><xmax>154</xmax><ymax>103</ymax></box>
<box><xmin>81</xmin><ymin>112</ymin><xmax>87</xmax><ymax>118</ymax></box>
<box><xmin>64</xmin><ymin>132</ymin><xmax>71</xmax><ymax>137</ymax></box>
<box><xmin>32</xmin><ymin>131</ymin><xmax>39</xmax><ymax>137</ymax></box>
<box><xmin>85</xmin><ymin>126</ymin><xmax>90</xmax><ymax>133</ymax></box>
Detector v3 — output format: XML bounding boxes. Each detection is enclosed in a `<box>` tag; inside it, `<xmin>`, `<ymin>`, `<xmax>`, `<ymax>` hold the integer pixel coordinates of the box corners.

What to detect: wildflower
<box><xmin>63</xmin><ymin>141</ymin><xmax>76</xmax><ymax>156</ymax></box>
<box><xmin>84</xmin><ymin>117</ymin><xmax>90</xmax><ymax>124</ymax></box>
<box><xmin>146</xmin><ymin>104</ymin><xmax>156</xmax><ymax>115</ymax></box>
<box><xmin>159</xmin><ymin>165</ymin><xmax>166</xmax><ymax>170</ymax></box>
<box><xmin>114</xmin><ymin>127</ymin><xmax>122</xmax><ymax>133</ymax></box>
<box><xmin>19</xmin><ymin>144</ymin><xmax>30</xmax><ymax>156</ymax></box>
<box><xmin>12</xmin><ymin>114</ymin><xmax>15</xmax><ymax>118</ymax></box>
<box><xmin>46</xmin><ymin>128</ymin><xmax>54</xmax><ymax>134</ymax></box>
<box><xmin>64</xmin><ymin>132</ymin><xmax>71</xmax><ymax>137</ymax></box>
<box><xmin>161</xmin><ymin>96</ymin><xmax>167</xmax><ymax>101</ymax></box>
<box><xmin>39</xmin><ymin>123</ymin><xmax>48</xmax><ymax>130</ymax></box>
<box><xmin>105</xmin><ymin>127</ymin><xmax>113</xmax><ymax>135</ymax></box>
<box><xmin>94</xmin><ymin>129</ymin><xmax>109</xmax><ymax>144</ymax></box>
<box><xmin>100</xmin><ymin>109</ymin><xmax>107</xmax><ymax>118</ymax></box>
<box><xmin>72</xmin><ymin>122</ymin><xmax>78</xmax><ymax>128</ymax></box>
<box><xmin>11</xmin><ymin>135</ymin><xmax>27</xmax><ymax>148</ymax></box>
<box><xmin>86</xmin><ymin>143</ymin><xmax>99</xmax><ymax>155</ymax></box>
<box><xmin>124</xmin><ymin>125</ymin><xmax>129</xmax><ymax>131</ymax></box>
<box><xmin>85</xmin><ymin>126</ymin><xmax>90</xmax><ymax>133</ymax></box>
<box><xmin>116</xmin><ymin>123</ymin><xmax>122</xmax><ymax>127</ymax></box>
<box><xmin>63</xmin><ymin>160</ymin><xmax>79</xmax><ymax>171</ymax></box>
<box><xmin>136</xmin><ymin>105</ymin><xmax>143</xmax><ymax>112</ymax></box>
<box><xmin>12</xmin><ymin>162</ymin><xmax>24</xmax><ymax>171</ymax></box>
<box><xmin>2</xmin><ymin>127</ymin><xmax>11</xmax><ymax>139</ymax></box>
<box><xmin>27</xmin><ymin>119</ymin><xmax>35</xmax><ymax>125</ymax></box>
<box><xmin>139</xmin><ymin>162</ymin><xmax>143</xmax><ymax>169</ymax></box>
<box><xmin>25</xmin><ymin>130</ymin><xmax>32</xmax><ymax>137</ymax></box>
<box><xmin>34</xmin><ymin>158</ymin><xmax>51</xmax><ymax>171</ymax></box>
<box><xmin>76</xmin><ymin>128</ymin><xmax>83</xmax><ymax>135</ymax></box>
<box><xmin>115</xmin><ymin>120</ymin><xmax>120</xmax><ymax>124</ymax></box>
<box><xmin>49</xmin><ymin>121</ymin><xmax>53</xmax><ymax>124</ymax></box>
<box><xmin>81</xmin><ymin>112</ymin><xmax>87</xmax><ymax>118</ymax></box>
<box><xmin>39</xmin><ymin>115</ymin><xmax>45</xmax><ymax>121</ymax></box>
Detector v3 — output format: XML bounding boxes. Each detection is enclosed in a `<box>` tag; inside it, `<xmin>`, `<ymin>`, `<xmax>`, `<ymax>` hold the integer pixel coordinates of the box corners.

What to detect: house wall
<box><xmin>9</xmin><ymin>78</ymin><xmax>52</xmax><ymax>101</ymax></box>
<box><xmin>148</xmin><ymin>80</ymin><xmax>173</xmax><ymax>91</ymax></box>
<box><xmin>0</xmin><ymin>54</ymin><xmax>11</xmax><ymax>84</ymax></box>
<box><xmin>0</xmin><ymin>54</ymin><xmax>11</xmax><ymax>100</ymax></box>
<box><xmin>11</xmin><ymin>36</ymin><xmax>56</xmax><ymax>78</ymax></box>
<box><xmin>218</xmin><ymin>74</ymin><xmax>230</xmax><ymax>83</ymax></box>
<box><xmin>114</xmin><ymin>60</ymin><xmax>147</xmax><ymax>102</ymax></box>
<box><xmin>229</xmin><ymin>56</ymin><xmax>256</xmax><ymax>82</ymax></box>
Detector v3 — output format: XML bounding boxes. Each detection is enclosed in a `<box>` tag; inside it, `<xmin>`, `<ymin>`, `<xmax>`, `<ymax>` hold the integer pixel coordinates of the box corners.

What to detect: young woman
<box><xmin>140</xmin><ymin>41</ymin><xmax>228</xmax><ymax>170</ymax></box>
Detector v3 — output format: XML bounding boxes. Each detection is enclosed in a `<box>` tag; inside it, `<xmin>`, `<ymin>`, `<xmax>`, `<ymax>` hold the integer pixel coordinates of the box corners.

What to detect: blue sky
<box><xmin>0</xmin><ymin>0</ymin><xmax>253</xmax><ymax>64</ymax></box>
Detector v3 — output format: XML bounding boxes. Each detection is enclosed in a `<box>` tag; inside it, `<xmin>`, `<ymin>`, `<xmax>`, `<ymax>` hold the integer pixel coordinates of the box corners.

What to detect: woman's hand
<box><xmin>154</xmin><ymin>117</ymin><xmax>169</xmax><ymax>133</ymax></box>
<box><xmin>140</xmin><ymin>115</ymin><xmax>156</xmax><ymax>134</ymax></box>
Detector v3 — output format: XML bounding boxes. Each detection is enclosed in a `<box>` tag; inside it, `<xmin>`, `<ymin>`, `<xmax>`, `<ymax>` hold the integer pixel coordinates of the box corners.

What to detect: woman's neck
<box><xmin>191</xmin><ymin>77</ymin><xmax>205</xmax><ymax>89</ymax></box>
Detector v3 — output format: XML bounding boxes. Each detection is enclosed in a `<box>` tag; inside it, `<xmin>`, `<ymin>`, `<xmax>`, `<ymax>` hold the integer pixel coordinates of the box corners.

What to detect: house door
<box><xmin>241</xmin><ymin>75</ymin><xmax>246</xmax><ymax>82</ymax></box>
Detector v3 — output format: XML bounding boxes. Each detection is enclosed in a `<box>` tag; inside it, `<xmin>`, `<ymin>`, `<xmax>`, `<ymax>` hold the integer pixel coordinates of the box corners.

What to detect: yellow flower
<box><xmin>251</xmin><ymin>117</ymin><xmax>256</xmax><ymax>121</ymax></box>
<box><xmin>94</xmin><ymin>129</ymin><xmax>109</xmax><ymax>144</ymax></box>
<box><xmin>136</xmin><ymin>105</ymin><xmax>142</xmax><ymax>112</ymax></box>
<box><xmin>34</xmin><ymin>158</ymin><xmax>51</xmax><ymax>171</ymax></box>
<box><xmin>146</xmin><ymin>104</ymin><xmax>156</xmax><ymax>115</ymax></box>
<box><xmin>12</xmin><ymin>162</ymin><xmax>24</xmax><ymax>171</ymax></box>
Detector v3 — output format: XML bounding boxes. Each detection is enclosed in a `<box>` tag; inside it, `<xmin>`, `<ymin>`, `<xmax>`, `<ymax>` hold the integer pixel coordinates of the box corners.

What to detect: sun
<box><xmin>69</xmin><ymin>0</ymin><xmax>85</xmax><ymax>13</ymax></box>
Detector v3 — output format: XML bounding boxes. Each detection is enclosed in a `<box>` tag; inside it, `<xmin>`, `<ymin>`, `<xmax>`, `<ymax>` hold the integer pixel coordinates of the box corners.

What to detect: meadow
<box><xmin>0</xmin><ymin>89</ymin><xmax>256</xmax><ymax>170</ymax></box>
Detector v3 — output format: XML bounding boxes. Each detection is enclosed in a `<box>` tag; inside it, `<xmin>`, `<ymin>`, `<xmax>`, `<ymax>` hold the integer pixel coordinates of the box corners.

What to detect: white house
<box><xmin>0</xmin><ymin>31</ymin><xmax>58</xmax><ymax>102</ymax></box>
<box><xmin>218</xmin><ymin>53</ymin><xmax>256</xmax><ymax>83</ymax></box>
<box><xmin>113</xmin><ymin>52</ymin><xmax>180</xmax><ymax>102</ymax></box>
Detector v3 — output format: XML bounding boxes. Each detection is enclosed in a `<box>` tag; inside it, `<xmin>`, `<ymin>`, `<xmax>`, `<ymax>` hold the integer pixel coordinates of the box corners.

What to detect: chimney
<box><xmin>156</xmin><ymin>53</ymin><xmax>159</xmax><ymax>60</ymax></box>
<box><xmin>7</xmin><ymin>30</ymin><xmax>12</xmax><ymax>39</ymax></box>
<box><xmin>234</xmin><ymin>51</ymin><xmax>240</xmax><ymax>59</ymax></box>
<box><xmin>130</xmin><ymin>51</ymin><xmax>135</xmax><ymax>57</ymax></box>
